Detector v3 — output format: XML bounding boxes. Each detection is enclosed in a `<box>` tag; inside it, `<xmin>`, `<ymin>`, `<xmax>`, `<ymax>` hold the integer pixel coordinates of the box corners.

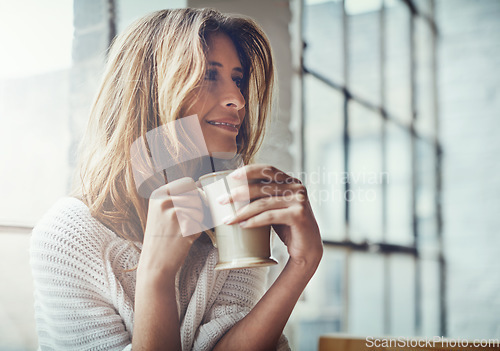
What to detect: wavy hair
<box><xmin>70</xmin><ymin>8</ymin><xmax>275</xmax><ymax>242</ymax></box>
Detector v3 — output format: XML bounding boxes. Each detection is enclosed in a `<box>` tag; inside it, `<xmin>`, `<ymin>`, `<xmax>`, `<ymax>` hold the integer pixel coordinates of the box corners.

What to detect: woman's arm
<box><xmin>133</xmin><ymin>271</ymin><xmax>181</xmax><ymax>350</ymax></box>
<box><xmin>214</xmin><ymin>258</ymin><xmax>319</xmax><ymax>350</ymax></box>
<box><xmin>213</xmin><ymin>164</ymin><xmax>323</xmax><ymax>350</ymax></box>
<box><xmin>31</xmin><ymin>180</ymin><xmax>202</xmax><ymax>351</ymax></box>
<box><xmin>132</xmin><ymin>177</ymin><xmax>204</xmax><ymax>350</ymax></box>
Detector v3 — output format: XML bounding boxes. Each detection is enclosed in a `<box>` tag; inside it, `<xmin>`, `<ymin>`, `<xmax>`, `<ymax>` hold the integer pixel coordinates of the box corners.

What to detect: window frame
<box><xmin>299</xmin><ymin>0</ymin><xmax>444</xmax><ymax>336</ymax></box>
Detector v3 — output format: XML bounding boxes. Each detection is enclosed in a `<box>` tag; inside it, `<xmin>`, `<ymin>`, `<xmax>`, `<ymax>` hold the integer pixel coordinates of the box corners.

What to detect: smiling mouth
<box><xmin>206</xmin><ymin>121</ymin><xmax>239</xmax><ymax>133</ymax></box>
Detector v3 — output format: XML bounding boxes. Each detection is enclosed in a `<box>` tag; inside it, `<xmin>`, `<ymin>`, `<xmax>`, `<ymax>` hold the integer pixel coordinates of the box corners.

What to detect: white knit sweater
<box><xmin>30</xmin><ymin>197</ymin><xmax>289</xmax><ymax>350</ymax></box>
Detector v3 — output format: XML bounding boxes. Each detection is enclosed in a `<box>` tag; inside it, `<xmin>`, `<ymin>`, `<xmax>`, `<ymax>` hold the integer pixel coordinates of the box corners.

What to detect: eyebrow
<box><xmin>208</xmin><ymin>61</ymin><xmax>244</xmax><ymax>74</ymax></box>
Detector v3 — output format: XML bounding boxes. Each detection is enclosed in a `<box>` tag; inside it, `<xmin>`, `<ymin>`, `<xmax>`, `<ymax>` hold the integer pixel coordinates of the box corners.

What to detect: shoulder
<box><xmin>32</xmin><ymin>196</ymin><xmax>117</xmax><ymax>240</ymax></box>
<box><xmin>30</xmin><ymin>198</ymin><xmax>136</xmax><ymax>349</ymax></box>
<box><xmin>30</xmin><ymin>197</ymin><xmax>122</xmax><ymax>269</ymax></box>
<box><xmin>32</xmin><ymin>196</ymin><xmax>108</xmax><ymax>236</ymax></box>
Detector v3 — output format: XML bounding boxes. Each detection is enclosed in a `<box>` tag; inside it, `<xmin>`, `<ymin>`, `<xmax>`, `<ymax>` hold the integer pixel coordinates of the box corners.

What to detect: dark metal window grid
<box><xmin>300</xmin><ymin>0</ymin><xmax>445</xmax><ymax>336</ymax></box>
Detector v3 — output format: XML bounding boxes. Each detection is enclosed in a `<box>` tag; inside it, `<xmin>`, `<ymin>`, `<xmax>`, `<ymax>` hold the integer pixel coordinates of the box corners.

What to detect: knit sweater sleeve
<box><xmin>30</xmin><ymin>198</ymin><xmax>132</xmax><ymax>351</ymax></box>
<box><xmin>192</xmin><ymin>267</ymin><xmax>291</xmax><ymax>351</ymax></box>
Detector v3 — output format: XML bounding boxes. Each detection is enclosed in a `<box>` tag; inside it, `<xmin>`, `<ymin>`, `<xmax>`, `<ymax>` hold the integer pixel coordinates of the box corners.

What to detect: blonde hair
<box><xmin>70</xmin><ymin>8</ymin><xmax>275</xmax><ymax>242</ymax></box>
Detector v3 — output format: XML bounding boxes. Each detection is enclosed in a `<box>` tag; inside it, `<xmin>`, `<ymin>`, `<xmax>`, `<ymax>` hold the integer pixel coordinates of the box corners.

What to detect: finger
<box><xmin>219</xmin><ymin>182</ymin><xmax>305</xmax><ymax>205</ymax></box>
<box><xmin>236</xmin><ymin>206</ymin><xmax>300</xmax><ymax>229</ymax></box>
<box><xmin>225</xmin><ymin>195</ymin><xmax>294</xmax><ymax>224</ymax></box>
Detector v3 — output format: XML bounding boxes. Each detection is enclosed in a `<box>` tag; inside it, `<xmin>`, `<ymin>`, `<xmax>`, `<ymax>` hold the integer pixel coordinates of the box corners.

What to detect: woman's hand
<box><xmin>223</xmin><ymin>164</ymin><xmax>323</xmax><ymax>271</ymax></box>
<box><xmin>138</xmin><ymin>177</ymin><xmax>205</xmax><ymax>280</ymax></box>
<box><xmin>212</xmin><ymin>164</ymin><xmax>323</xmax><ymax>350</ymax></box>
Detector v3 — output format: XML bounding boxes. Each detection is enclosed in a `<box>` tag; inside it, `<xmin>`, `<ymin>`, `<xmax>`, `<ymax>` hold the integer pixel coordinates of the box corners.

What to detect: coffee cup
<box><xmin>199</xmin><ymin>169</ymin><xmax>278</xmax><ymax>271</ymax></box>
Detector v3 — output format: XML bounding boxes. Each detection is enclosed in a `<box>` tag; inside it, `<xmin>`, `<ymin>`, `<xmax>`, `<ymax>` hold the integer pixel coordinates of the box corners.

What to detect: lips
<box><xmin>206</xmin><ymin>119</ymin><xmax>240</xmax><ymax>133</ymax></box>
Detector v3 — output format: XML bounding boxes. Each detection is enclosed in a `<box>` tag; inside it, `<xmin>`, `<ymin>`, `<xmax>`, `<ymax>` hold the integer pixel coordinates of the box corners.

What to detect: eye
<box><xmin>205</xmin><ymin>69</ymin><xmax>217</xmax><ymax>81</ymax></box>
<box><xmin>233</xmin><ymin>77</ymin><xmax>243</xmax><ymax>88</ymax></box>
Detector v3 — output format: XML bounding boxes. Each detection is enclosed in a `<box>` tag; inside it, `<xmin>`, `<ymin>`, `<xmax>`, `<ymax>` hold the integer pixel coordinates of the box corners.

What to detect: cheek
<box><xmin>238</xmin><ymin>109</ymin><xmax>246</xmax><ymax>121</ymax></box>
<box><xmin>185</xmin><ymin>88</ymin><xmax>211</xmax><ymax>118</ymax></box>
<box><xmin>187</xmin><ymin>99</ymin><xmax>205</xmax><ymax>119</ymax></box>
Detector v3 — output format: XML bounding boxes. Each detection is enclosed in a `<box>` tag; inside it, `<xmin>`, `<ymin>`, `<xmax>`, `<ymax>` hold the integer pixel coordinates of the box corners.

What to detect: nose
<box><xmin>220</xmin><ymin>81</ymin><xmax>245</xmax><ymax>111</ymax></box>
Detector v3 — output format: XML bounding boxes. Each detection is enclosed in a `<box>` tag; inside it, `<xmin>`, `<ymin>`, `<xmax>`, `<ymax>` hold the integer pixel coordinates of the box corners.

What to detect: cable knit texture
<box><xmin>30</xmin><ymin>197</ymin><xmax>290</xmax><ymax>350</ymax></box>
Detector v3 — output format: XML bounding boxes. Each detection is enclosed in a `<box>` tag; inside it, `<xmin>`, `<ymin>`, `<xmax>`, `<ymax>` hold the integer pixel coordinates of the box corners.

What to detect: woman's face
<box><xmin>185</xmin><ymin>32</ymin><xmax>246</xmax><ymax>157</ymax></box>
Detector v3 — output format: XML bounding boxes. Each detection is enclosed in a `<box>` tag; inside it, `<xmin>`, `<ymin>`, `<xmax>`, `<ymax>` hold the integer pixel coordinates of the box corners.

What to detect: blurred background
<box><xmin>0</xmin><ymin>0</ymin><xmax>499</xmax><ymax>350</ymax></box>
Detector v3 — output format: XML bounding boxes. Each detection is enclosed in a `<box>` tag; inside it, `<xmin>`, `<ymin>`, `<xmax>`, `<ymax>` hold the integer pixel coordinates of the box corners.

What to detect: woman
<box><xmin>30</xmin><ymin>8</ymin><xmax>323</xmax><ymax>350</ymax></box>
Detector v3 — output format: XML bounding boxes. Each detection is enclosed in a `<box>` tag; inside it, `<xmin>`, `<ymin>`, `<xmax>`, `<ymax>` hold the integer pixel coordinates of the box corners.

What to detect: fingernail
<box><xmin>217</xmin><ymin>194</ymin><xmax>229</xmax><ymax>204</ymax></box>
<box><xmin>239</xmin><ymin>220</ymin><xmax>248</xmax><ymax>228</ymax></box>
<box><xmin>223</xmin><ymin>215</ymin><xmax>235</xmax><ymax>224</ymax></box>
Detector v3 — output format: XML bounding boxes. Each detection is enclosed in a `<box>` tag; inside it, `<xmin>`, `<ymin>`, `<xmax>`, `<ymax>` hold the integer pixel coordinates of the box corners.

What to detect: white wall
<box><xmin>437</xmin><ymin>0</ymin><xmax>500</xmax><ymax>339</ymax></box>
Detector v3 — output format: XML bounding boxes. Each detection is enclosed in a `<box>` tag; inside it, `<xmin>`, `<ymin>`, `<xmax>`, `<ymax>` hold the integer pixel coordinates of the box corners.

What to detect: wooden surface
<box><xmin>319</xmin><ymin>334</ymin><xmax>500</xmax><ymax>351</ymax></box>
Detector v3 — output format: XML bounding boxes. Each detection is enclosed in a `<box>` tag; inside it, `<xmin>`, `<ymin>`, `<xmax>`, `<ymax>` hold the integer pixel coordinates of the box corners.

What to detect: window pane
<box><xmin>347</xmin><ymin>0</ymin><xmax>381</xmax><ymax>104</ymax></box>
<box><xmin>389</xmin><ymin>254</ymin><xmax>416</xmax><ymax>335</ymax></box>
<box><xmin>416</xmin><ymin>139</ymin><xmax>438</xmax><ymax>254</ymax></box>
<box><xmin>386</xmin><ymin>123</ymin><xmax>412</xmax><ymax>181</ymax></box>
<box><xmin>386</xmin><ymin>122</ymin><xmax>413</xmax><ymax>245</ymax></box>
<box><xmin>346</xmin><ymin>0</ymin><xmax>383</xmax><ymax>16</ymax></box>
<box><xmin>348</xmin><ymin>251</ymin><xmax>384</xmax><ymax>335</ymax></box>
<box><xmin>0</xmin><ymin>2</ymin><xmax>73</xmax><ymax>349</ymax></box>
<box><xmin>0</xmin><ymin>1</ymin><xmax>73</xmax><ymax>225</ymax></box>
<box><xmin>415</xmin><ymin>18</ymin><xmax>436</xmax><ymax>138</ymax></box>
<box><xmin>421</xmin><ymin>259</ymin><xmax>440</xmax><ymax>336</ymax></box>
<box><xmin>386</xmin><ymin>183</ymin><xmax>413</xmax><ymax>245</ymax></box>
<box><xmin>349</xmin><ymin>102</ymin><xmax>383</xmax><ymax>242</ymax></box>
<box><xmin>303</xmin><ymin>247</ymin><xmax>345</xmax><ymax>318</ymax></box>
<box><xmin>385</xmin><ymin>0</ymin><xmax>412</xmax><ymax>123</ymax></box>
<box><xmin>303</xmin><ymin>0</ymin><xmax>344</xmax><ymax>85</ymax></box>
<box><xmin>414</xmin><ymin>0</ymin><xmax>433</xmax><ymax>18</ymax></box>
<box><xmin>304</xmin><ymin>75</ymin><xmax>345</xmax><ymax>241</ymax></box>
<box><xmin>291</xmin><ymin>247</ymin><xmax>345</xmax><ymax>350</ymax></box>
